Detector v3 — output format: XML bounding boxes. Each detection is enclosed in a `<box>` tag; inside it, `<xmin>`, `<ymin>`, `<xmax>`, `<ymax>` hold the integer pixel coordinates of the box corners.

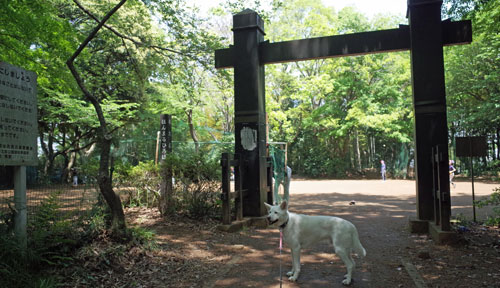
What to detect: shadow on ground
<box><xmin>210</xmin><ymin>191</ymin><xmax>418</xmax><ymax>288</ymax></box>
<box><xmin>208</xmin><ymin>184</ymin><xmax>498</xmax><ymax>288</ymax></box>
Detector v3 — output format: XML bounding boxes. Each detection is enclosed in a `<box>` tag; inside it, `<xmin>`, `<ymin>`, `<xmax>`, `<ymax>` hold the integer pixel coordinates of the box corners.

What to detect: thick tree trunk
<box><xmin>98</xmin><ymin>138</ymin><xmax>126</xmax><ymax>233</ymax></box>
<box><xmin>67</xmin><ymin>0</ymin><xmax>128</xmax><ymax>236</ymax></box>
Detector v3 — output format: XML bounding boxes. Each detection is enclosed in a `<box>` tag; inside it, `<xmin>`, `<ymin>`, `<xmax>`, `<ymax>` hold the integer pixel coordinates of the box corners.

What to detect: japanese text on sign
<box><xmin>160</xmin><ymin>114</ymin><xmax>172</xmax><ymax>161</ymax></box>
<box><xmin>0</xmin><ymin>62</ymin><xmax>38</xmax><ymax>166</ymax></box>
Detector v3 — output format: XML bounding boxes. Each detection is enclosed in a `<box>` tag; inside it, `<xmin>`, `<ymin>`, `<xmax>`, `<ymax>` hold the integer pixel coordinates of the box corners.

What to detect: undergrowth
<box><xmin>476</xmin><ymin>187</ymin><xmax>500</xmax><ymax>226</ymax></box>
<box><xmin>117</xmin><ymin>153</ymin><xmax>222</xmax><ymax>220</ymax></box>
<box><xmin>0</xmin><ymin>191</ymin><xmax>156</xmax><ymax>288</ymax></box>
<box><xmin>452</xmin><ymin>187</ymin><xmax>500</xmax><ymax>228</ymax></box>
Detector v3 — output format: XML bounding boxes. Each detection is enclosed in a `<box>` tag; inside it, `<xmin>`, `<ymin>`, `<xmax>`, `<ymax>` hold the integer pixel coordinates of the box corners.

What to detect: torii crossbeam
<box><xmin>215</xmin><ymin>21</ymin><xmax>470</xmax><ymax>68</ymax></box>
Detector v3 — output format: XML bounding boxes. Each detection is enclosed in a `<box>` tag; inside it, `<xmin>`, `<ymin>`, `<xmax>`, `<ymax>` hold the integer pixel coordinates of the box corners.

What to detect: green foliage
<box><xmin>28</xmin><ymin>191</ymin><xmax>79</xmax><ymax>266</ymax></box>
<box><xmin>114</xmin><ymin>147</ymin><xmax>222</xmax><ymax>219</ymax></box>
<box><xmin>445</xmin><ymin>0</ymin><xmax>500</xmax><ymax>166</ymax></box>
<box><xmin>81</xmin><ymin>199</ymin><xmax>112</xmax><ymax>239</ymax></box>
<box><xmin>485</xmin><ymin>160</ymin><xmax>500</xmax><ymax>180</ymax></box>
<box><xmin>265</xmin><ymin>0</ymin><xmax>412</xmax><ymax>177</ymax></box>
<box><xmin>453</xmin><ymin>212</ymin><xmax>474</xmax><ymax>226</ymax></box>
<box><xmin>476</xmin><ymin>187</ymin><xmax>500</xmax><ymax>226</ymax></box>
<box><xmin>0</xmin><ymin>199</ymin><xmax>15</xmax><ymax>233</ymax></box>
<box><xmin>162</xmin><ymin>151</ymin><xmax>222</xmax><ymax>219</ymax></box>
<box><xmin>2</xmin><ymin>0</ymin><xmax>497</xmax><ymax>195</ymax></box>
<box><xmin>116</xmin><ymin>161</ymin><xmax>161</xmax><ymax>207</ymax></box>
<box><xmin>0</xmin><ymin>189</ymin><xmax>159</xmax><ymax>288</ymax></box>
<box><xmin>0</xmin><ymin>191</ymin><xmax>78</xmax><ymax>288</ymax></box>
<box><xmin>0</xmin><ymin>233</ymin><xmax>38</xmax><ymax>288</ymax></box>
<box><xmin>127</xmin><ymin>226</ymin><xmax>157</xmax><ymax>250</ymax></box>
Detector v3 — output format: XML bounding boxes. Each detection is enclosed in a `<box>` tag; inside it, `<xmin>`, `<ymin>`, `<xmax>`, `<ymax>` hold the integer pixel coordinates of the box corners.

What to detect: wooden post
<box><xmin>232</xmin><ymin>10</ymin><xmax>268</xmax><ymax>217</ymax></box>
<box><xmin>159</xmin><ymin>114</ymin><xmax>173</xmax><ymax>214</ymax></box>
<box><xmin>221</xmin><ymin>153</ymin><xmax>231</xmax><ymax>224</ymax></box>
<box><xmin>234</xmin><ymin>154</ymin><xmax>243</xmax><ymax>221</ymax></box>
<box><xmin>408</xmin><ymin>0</ymin><xmax>451</xmax><ymax>230</ymax></box>
<box><xmin>14</xmin><ymin>166</ymin><xmax>27</xmax><ymax>249</ymax></box>
<box><xmin>266</xmin><ymin>156</ymin><xmax>273</xmax><ymax>204</ymax></box>
<box><xmin>469</xmin><ymin>138</ymin><xmax>476</xmax><ymax>222</ymax></box>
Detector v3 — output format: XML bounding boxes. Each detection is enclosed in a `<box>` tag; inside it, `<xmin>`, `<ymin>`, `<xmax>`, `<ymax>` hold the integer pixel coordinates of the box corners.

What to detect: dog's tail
<box><xmin>352</xmin><ymin>229</ymin><xmax>366</xmax><ymax>258</ymax></box>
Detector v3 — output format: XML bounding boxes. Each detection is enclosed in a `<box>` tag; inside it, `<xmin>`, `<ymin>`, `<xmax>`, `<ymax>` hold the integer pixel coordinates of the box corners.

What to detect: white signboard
<box><xmin>0</xmin><ymin>62</ymin><xmax>38</xmax><ymax>166</ymax></box>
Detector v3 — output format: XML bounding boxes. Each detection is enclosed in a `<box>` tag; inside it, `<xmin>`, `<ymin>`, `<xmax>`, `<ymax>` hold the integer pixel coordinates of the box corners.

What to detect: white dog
<box><xmin>265</xmin><ymin>201</ymin><xmax>366</xmax><ymax>285</ymax></box>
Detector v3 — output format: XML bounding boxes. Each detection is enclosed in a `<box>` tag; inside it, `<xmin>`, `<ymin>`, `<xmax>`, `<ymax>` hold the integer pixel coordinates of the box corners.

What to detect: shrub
<box><xmin>115</xmin><ymin>161</ymin><xmax>161</xmax><ymax>207</ymax></box>
<box><xmin>0</xmin><ymin>189</ymin><xmax>158</xmax><ymax>288</ymax></box>
<box><xmin>163</xmin><ymin>152</ymin><xmax>222</xmax><ymax>219</ymax></box>
<box><xmin>0</xmin><ymin>191</ymin><xmax>78</xmax><ymax>288</ymax></box>
<box><xmin>28</xmin><ymin>191</ymin><xmax>81</xmax><ymax>265</ymax></box>
<box><xmin>113</xmin><ymin>150</ymin><xmax>222</xmax><ymax>219</ymax></box>
<box><xmin>476</xmin><ymin>187</ymin><xmax>500</xmax><ymax>226</ymax></box>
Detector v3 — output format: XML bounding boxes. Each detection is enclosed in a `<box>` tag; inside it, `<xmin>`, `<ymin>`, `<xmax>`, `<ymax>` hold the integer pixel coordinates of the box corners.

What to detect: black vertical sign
<box><xmin>160</xmin><ymin>114</ymin><xmax>172</xmax><ymax>161</ymax></box>
<box><xmin>159</xmin><ymin>114</ymin><xmax>173</xmax><ymax>215</ymax></box>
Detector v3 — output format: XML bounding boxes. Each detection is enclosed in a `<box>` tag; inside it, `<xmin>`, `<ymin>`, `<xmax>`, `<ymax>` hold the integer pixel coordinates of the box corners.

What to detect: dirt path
<box><xmin>48</xmin><ymin>179</ymin><xmax>499</xmax><ymax>287</ymax></box>
<box><xmin>116</xmin><ymin>179</ymin><xmax>499</xmax><ymax>288</ymax></box>
<box><xmin>204</xmin><ymin>179</ymin><xmax>499</xmax><ymax>288</ymax></box>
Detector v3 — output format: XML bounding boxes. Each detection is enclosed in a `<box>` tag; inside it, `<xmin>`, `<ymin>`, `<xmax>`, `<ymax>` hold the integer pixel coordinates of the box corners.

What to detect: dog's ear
<box><xmin>264</xmin><ymin>202</ymin><xmax>272</xmax><ymax>211</ymax></box>
<box><xmin>280</xmin><ymin>200</ymin><xmax>288</xmax><ymax>211</ymax></box>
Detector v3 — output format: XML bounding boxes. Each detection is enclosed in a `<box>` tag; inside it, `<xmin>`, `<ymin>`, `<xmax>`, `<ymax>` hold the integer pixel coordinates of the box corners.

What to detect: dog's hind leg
<box><xmin>287</xmin><ymin>248</ymin><xmax>301</xmax><ymax>281</ymax></box>
<box><xmin>335</xmin><ymin>247</ymin><xmax>355</xmax><ymax>285</ymax></box>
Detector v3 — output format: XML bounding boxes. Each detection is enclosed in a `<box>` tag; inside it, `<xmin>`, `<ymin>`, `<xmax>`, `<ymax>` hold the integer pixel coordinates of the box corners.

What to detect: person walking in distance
<box><xmin>380</xmin><ymin>160</ymin><xmax>386</xmax><ymax>181</ymax></box>
<box><xmin>449</xmin><ymin>160</ymin><xmax>456</xmax><ymax>188</ymax></box>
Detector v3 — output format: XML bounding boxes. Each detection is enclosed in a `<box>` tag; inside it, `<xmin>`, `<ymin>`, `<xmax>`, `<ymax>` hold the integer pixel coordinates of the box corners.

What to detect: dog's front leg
<box><xmin>287</xmin><ymin>247</ymin><xmax>301</xmax><ymax>281</ymax></box>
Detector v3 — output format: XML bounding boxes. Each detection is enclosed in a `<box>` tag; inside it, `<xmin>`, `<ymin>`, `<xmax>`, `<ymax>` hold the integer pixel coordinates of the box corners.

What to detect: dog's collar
<box><xmin>279</xmin><ymin>217</ymin><xmax>289</xmax><ymax>230</ymax></box>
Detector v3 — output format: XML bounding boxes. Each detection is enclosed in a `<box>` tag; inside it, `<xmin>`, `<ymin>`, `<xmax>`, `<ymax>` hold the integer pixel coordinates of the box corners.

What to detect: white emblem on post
<box><xmin>241</xmin><ymin>127</ymin><xmax>257</xmax><ymax>151</ymax></box>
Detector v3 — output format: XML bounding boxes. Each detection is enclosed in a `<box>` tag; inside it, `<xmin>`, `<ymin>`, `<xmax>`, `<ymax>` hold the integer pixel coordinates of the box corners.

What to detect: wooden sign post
<box><xmin>0</xmin><ymin>62</ymin><xmax>38</xmax><ymax>248</ymax></box>
<box><xmin>158</xmin><ymin>114</ymin><xmax>173</xmax><ymax>214</ymax></box>
<box><xmin>456</xmin><ymin>136</ymin><xmax>488</xmax><ymax>222</ymax></box>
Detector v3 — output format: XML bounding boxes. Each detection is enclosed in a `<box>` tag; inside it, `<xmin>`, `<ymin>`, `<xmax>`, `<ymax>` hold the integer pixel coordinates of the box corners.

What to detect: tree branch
<box><xmin>72</xmin><ymin>0</ymin><xmax>195</xmax><ymax>59</ymax></box>
<box><xmin>67</xmin><ymin>0</ymin><xmax>127</xmax><ymax>139</ymax></box>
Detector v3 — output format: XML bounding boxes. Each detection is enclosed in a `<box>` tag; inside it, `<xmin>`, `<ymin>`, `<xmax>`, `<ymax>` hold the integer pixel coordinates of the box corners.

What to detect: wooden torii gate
<box><xmin>215</xmin><ymin>0</ymin><xmax>471</xmax><ymax>239</ymax></box>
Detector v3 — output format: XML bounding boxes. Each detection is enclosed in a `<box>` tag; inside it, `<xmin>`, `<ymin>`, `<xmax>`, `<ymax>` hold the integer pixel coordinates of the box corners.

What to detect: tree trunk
<box><xmin>186</xmin><ymin>109</ymin><xmax>199</xmax><ymax>153</ymax></box>
<box><xmin>355</xmin><ymin>130</ymin><xmax>361</xmax><ymax>171</ymax></box>
<box><xmin>84</xmin><ymin>142</ymin><xmax>97</xmax><ymax>157</ymax></box>
<box><xmin>67</xmin><ymin>127</ymin><xmax>80</xmax><ymax>181</ymax></box>
<box><xmin>61</xmin><ymin>153</ymin><xmax>70</xmax><ymax>183</ymax></box>
<box><xmin>67</xmin><ymin>0</ymin><xmax>128</xmax><ymax>237</ymax></box>
<box><xmin>66</xmin><ymin>151</ymin><xmax>77</xmax><ymax>182</ymax></box>
<box><xmin>40</xmin><ymin>125</ymin><xmax>56</xmax><ymax>178</ymax></box>
<box><xmin>98</xmin><ymin>137</ymin><xmax>126</xmax><ymax>233</ymax></box>
<box><xmin>497</xmin><ymin>128</ymin><xmax>500</xmax><ymax>160</ymax></box>
<box><xmin>371</xmin><ymin>135</ymin><xmax>376</xmax><ymax>168</ymax></box>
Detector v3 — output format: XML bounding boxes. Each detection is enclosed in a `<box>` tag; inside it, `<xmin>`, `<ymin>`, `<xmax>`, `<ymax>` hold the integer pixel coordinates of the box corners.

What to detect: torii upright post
<box><xmin>232</xmin><ymin>10</ymin><xmax>268</xmax><ymax>217</ymax></box>
<box><xmin>408</xmin><ymin>0</ymin><xmax>452</xmax><ymax>235</ymax></box>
